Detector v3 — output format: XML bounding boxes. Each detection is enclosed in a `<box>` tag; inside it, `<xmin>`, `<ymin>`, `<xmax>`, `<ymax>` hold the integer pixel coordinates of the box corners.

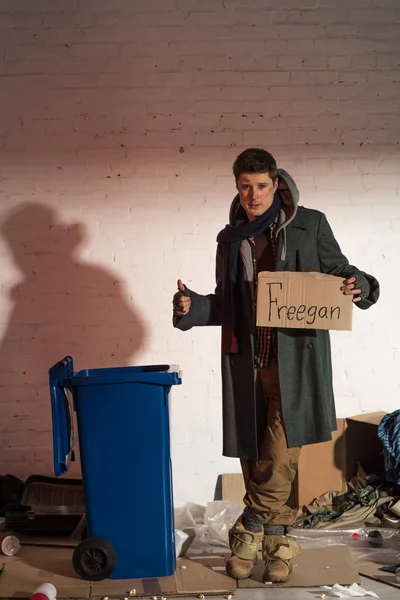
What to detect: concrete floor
<box><xmin>195</xmin><ymin>576</ymin><xmax>398</xmax><ymax>600</ymax></box>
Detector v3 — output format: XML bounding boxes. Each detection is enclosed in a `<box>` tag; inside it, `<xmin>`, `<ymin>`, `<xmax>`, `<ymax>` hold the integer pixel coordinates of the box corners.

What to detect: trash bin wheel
<box><xmin>73</xmin><ymin>537</ymin><xmax>116</xmax><ymax>581</ymax></box>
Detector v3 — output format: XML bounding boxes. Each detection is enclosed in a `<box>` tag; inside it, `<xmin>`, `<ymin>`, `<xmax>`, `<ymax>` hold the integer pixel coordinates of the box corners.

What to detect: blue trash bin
<box><xmin>49</xmin><ymin>356</ymin><xmax>181</xmax><ymax>581</ymax></box>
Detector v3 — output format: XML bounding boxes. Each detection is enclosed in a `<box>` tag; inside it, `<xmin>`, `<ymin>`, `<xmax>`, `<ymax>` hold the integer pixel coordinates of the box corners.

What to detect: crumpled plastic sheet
<box><xmin>291</xmin><ymin>527</ymin><xmax>400</xmax><ymax>565</ymax></box>
<box><xmin>320</xmin><ymin>583</ymin><xmax>379</xmax><ymax>598</ymax></box>
<box><xmin>175</xmin><ymin>502</ymin><xmax>206</xmax><ymax>531</ymax></box>
<box><xmin>174</xmin><ymin>500</ymin><xmax>400</xmax><ymax>566</ymax></box>
<box><xmin>292</xmin><ymin>527</ymin><xmax>400</xmax><ymax>541</ymax></box>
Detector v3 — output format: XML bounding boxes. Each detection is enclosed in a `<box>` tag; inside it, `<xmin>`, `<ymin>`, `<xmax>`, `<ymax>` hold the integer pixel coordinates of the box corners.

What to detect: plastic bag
<box><xmin>197</xmin><ymin>501</ymin><xmax>243</xmax><ymax>548</ymax></box>
<box><xmin>320</xmin><ymin>583</ymin><xmax>379</xmax><ymax>598</ymax></box>
<box><xmin>174</xmin><ymin>502</ymin><xmax>205</xmax><ymax>531</ymax></box>
<box><xmin>174</xmin><ymin>500</ymin><xmax>243</xmax><ymax>552</ymax></box>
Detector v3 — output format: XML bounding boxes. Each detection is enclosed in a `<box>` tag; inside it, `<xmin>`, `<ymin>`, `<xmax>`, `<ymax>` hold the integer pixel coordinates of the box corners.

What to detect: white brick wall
<box><xmin>0</xmin><ymin>0</ymin><xmax>399</xmax><ymax>506</ymax></box>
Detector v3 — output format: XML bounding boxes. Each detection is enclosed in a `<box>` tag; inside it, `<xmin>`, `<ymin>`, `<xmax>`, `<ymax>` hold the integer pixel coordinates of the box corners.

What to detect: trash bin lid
<box><xmin>67</xmin><ymin>364</ymin><xmax>182</xmax><ymax>387</ymax></box>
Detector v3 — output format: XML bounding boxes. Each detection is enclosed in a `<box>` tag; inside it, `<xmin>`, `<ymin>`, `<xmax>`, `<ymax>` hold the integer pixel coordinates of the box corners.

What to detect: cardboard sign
<box><xmin>256</xmin><ymin>271</ymin><xmax>353</xmax><ymax>330</ymax></box>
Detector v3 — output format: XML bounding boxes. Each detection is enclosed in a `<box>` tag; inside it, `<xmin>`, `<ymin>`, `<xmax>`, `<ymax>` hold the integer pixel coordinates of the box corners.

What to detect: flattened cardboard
<box><xmin>239</xmin><ymin>546</ymin><xmax>361</xmax><ymax>588</ymax></box>
<box><xmin>91</xmin><ymin>558</ymin><xmax>236</xmax><ymax>598</ymax></box>
<box><xmin>257</xmin><ymin>271</ymin><xmax>352</xmax><ymax>330</ymax></box>
<box><xmin>0</xmin><ymin>546</ymin><xmax>90</xmax><ymax>599</ymax></box>
<box><xmin>190</xmin><ymin>546</ymin><xmax>361</xmax><ymax>588</ymax></box>
<box><xmin>358</xmin><ymin>560</ymin><xmax>400</xmax><ymax>590</ymax></box>
<box><xmin>0</xmin><ymin>546</ymin><xmax>236</xmax><ymax>599</ymax></box>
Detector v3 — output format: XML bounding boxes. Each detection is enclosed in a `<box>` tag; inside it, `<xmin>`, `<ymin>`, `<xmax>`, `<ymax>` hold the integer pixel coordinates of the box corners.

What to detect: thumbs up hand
<box><xmin>173</xmin><ymin>279</ymin><xmax>191</xmax><ymax>316</ymax></box>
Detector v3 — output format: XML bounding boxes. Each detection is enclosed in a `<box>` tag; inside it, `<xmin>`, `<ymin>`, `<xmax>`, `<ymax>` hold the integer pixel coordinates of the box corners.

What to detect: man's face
<box><xmin>237</xmin><ymin>172</ymin><xmax>278</xmax><ymax>222</ymax></box>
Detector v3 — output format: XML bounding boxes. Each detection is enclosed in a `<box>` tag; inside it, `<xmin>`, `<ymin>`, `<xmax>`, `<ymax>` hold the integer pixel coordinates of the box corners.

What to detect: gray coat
<box><xmin>174</xmin><ymin>169</ymin><xmax>380</xmax><ymax>460</ymax></box>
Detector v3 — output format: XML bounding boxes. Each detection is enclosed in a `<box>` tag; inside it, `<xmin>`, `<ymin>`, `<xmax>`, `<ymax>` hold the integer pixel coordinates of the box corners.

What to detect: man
<box><xmin>172</xmin><ymin>148</ymin><xmax>379</xmax><ymax>583</ymax></box>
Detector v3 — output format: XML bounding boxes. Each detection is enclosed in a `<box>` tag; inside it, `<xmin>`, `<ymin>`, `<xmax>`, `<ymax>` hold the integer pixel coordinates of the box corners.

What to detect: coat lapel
<box><xmin>276</xmin><ymin>224</ymin><xmax>306</xmax><ymax>270</ymax></box>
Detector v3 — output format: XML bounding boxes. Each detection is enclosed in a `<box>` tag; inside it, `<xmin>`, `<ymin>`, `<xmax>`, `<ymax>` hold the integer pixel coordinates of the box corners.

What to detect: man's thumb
<box><xmin>177</xmin><ymin>279</ymin><xmax>186</xmax><ymax>292</ymax></box>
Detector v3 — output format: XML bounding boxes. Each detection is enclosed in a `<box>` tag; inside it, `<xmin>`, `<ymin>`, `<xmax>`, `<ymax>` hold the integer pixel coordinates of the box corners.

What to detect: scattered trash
<box><xmin>198</xmin><ymin>595</ymin><xmax>205</xmax><ymax>599</ymax></box>
<box><xmin>225</xmin><ymin>595</ymin><xmax>232</xmax><ymax>599</ymax></box>
<box><xmin>129</xmin><ymin>591</ymin><xmax>137</xmax><ymax>597</ymax></box>
<box><xmin>316</xmin><ymin>595</ymin><xmax>326</xmax><ymax>599</ymax></box>
<box><xmin>179</xmin><ymin>565</ymin><xmax>187</xmax><ymax>570</ymax></box>
<box><xmin>103</xmin><ymin>597</ymin><xmax>109</xmax><ymax>600</ymax></box>
<box><xmin>263</xmin><ymin>581</ymin><xmax>273</xmax><ymax>585</ymax></box>
<box><xmin>321</xmin><ymin>583</ymin><xmax>379</xmax><ymax>598</ymax></box>
<box><xmin>30</xmin><ymin>583</ymin><xmax>57</xmax><ymax>600</ymax></box>
<box><xmin>0</xmin><ymin>535</ymin><xmax>20</xmax><ymax>556</ymax></box>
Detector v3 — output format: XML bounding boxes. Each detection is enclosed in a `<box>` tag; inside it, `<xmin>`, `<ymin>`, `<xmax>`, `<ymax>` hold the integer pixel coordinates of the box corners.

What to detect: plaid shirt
<box><xmin>250</xmin><ymin>223</ymin><xmax>278</xmax><ymax>368</ymax></box>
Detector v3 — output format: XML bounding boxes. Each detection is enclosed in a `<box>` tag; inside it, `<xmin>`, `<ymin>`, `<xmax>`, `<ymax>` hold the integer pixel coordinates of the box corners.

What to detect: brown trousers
<box><xmin>241</xmin><ymin>358</ymin><xmax>301</xmax><ymax>526</ymax></box>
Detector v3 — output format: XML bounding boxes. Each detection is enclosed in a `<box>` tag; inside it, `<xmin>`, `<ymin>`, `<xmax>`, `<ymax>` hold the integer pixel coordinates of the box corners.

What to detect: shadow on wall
<box><xmin>0</xmin><ymin>203</ymin><xmax>146</xmax><ymax>478</ymax></box>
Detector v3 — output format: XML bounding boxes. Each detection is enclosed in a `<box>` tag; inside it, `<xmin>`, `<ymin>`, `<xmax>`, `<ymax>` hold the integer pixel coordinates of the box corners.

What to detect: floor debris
<box><xmin>321</xmin><ymin>583</ymin><xmax>379</xmax><ymax>598</ymax></box>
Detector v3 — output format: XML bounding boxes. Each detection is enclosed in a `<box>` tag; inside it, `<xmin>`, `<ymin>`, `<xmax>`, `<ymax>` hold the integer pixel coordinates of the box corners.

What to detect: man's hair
<box><xmin>232</xmin><ymin>148</ymin><xmax>278</xmax><ymax>183</ymax></box>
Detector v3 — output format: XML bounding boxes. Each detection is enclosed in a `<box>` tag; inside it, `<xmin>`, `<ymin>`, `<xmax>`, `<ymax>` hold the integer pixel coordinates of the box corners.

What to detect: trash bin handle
<box><xmin>49</xmin><ymin>357</ymin><xmax>75</xmax><ymax>476</ymax></box>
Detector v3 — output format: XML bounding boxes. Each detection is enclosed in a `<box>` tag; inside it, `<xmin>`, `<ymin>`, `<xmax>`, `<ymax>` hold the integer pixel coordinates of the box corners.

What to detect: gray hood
<box><xmin>228</xmin><ymin>168</ymin><xmax>300</xmax><ymax>260</ymax></box>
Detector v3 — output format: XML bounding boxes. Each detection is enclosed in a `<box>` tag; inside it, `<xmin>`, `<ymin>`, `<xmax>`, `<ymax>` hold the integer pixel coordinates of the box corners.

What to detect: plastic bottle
<box><xmin>30</xmin><ymin>583</ymin><xmax>57</xmax><ymax>600</ymax></box>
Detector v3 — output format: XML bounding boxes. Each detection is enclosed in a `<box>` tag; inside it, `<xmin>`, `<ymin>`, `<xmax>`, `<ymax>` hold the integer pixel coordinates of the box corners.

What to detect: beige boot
<box><xmin>225</xmin><ymin>516</ymin><xmax>264</xmax><ymax>580</ymax></box>
<box><xmin>262</xmin><ymin>534</ymin><xmax>302</xmax><ymax>583</ymax></box>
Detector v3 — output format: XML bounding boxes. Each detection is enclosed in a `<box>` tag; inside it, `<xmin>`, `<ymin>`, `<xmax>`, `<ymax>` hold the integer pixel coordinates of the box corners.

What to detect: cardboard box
<box><xmin>257</xmin><ymin>271</ymin><xmax>353</xmax><ymax>330</ymax></box>
<box><xmin>293</xmin><ymin>418</ymin><xmax>347</xmax><ymax>508</ymax></box>
<box><xmin>221</xmin><ymin>412</ymin><xmax>386</xmax><ymax>508</ymax></box>
<box><xmin>344</xmin><ymin>412</ymin><xmax>387</xmax><ymax>482</ymax></box>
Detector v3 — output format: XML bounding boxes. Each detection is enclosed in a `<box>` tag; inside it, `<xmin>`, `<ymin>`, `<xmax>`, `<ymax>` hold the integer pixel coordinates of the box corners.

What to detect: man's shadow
<box><xmin>0</xmin><ymin>203</ymin><xmax>146</xmax><ymax>477</ymax></box>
